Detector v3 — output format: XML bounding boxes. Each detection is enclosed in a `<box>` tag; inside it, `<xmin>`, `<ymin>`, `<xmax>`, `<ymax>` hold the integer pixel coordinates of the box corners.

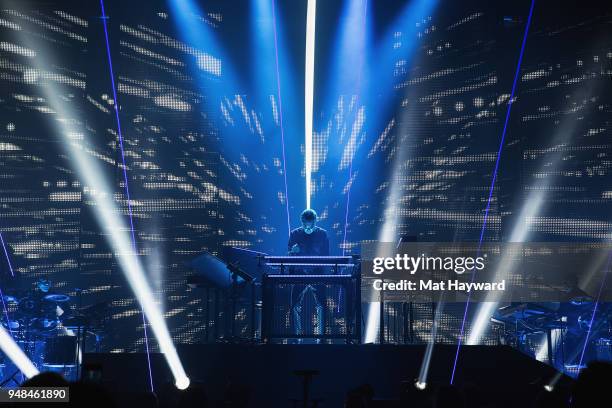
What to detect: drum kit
<box><xmin>492</xmin><ymin>302</ymin><xmax>612</xmax><ymax>372</ymax></box>
<box><xmin>0</xmin><ymin>284</ymin><xmax>104</xmax><ymax>386</ymax></box>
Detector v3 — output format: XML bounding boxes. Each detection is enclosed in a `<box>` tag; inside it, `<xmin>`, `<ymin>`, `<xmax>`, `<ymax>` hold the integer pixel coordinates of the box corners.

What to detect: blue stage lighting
<box><xmin>251</xmin><ymin>0</ymin><xmax>293</xmax><ymax>235</ymax></box>
<box><xmin>168</xmin><ymin>0</ymin><xmax>243</xmax><ymax>108</ymax></box>
<box><xmin>367</xmin><ymin>0</ymin><xmax>439</xmax><ymax>129</ymax></box>
<box><xmin>99</xmin><ymin>0</ymin><xmax>155</xmax><ymax>391</ymax></box>
<box><xmin>364</xmin><ymin>0</ymin><xmax>440</xmax><ymax>344</ymax></box>
<box><xmin>450</xmin><ymin>0</ymin><xmax>536</xmax><ymax>384</ymax></box>
<box><xmin>326</xmin><ymin>0</ymin><xmax>371</xmax><ymax>253</ymax></box>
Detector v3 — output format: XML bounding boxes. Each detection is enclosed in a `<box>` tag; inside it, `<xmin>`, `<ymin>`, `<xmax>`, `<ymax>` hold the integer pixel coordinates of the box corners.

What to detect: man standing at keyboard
<box><xmin>288</xmin><ymin>208</ymin><xmax>329</xmax><ymax>258</ymax></box>
<box><xmin>288</xmin><ymin>209</ymin><xmax>329</xmax><ymax>341</ymax></box>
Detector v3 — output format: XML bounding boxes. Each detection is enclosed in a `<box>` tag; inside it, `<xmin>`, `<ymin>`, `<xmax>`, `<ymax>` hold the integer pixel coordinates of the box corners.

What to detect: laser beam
<box><xmin>271</xmin><ymin>0</ymin><xmax>292</xmax><ymax>236</ymax></box>
<box><xmin>100</xmin><ymin>0</ymin><xmax>189</xmax><ymax>390</ymax></box>
<box><xmin>0</xmin><ymin>232</ymin><xmax>14</xmax><ymax>277</ymax></box>
<box><xmin>450</xmin><ymin>0</ymin><xmax>536</xmax><ymax>384</ymax></box>
<box><xmin>99</xmin><ymin>0</ymin><xmax>155</xmax><ymax>392</ymax></box>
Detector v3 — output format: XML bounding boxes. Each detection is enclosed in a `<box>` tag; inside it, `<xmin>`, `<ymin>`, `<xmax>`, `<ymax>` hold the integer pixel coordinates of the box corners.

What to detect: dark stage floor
<box><xmin>84</xmin><ymin>344</ymin><xmax>571</xmax><ymax>407</ymax></box>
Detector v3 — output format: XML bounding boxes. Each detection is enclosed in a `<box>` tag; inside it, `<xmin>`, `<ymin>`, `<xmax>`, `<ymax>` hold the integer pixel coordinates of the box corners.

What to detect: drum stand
<box><xmin>73</xmin><ymin>289</ymin><xmax>87</xmax><ymax>380</ymax></box>
<box><xmin>0</xmin><ymin>370</ymin><xmax>21</xmax><ymax>387</ymax></box>
<box><xmin>73</xmin><ymin>324</ymin><xmax>85</xmax><ymax>379</ymax></box>
<box><xmin>224</xmin><ymin>264</ymin><xmax>255</xmax><ymax>343</ymax></box>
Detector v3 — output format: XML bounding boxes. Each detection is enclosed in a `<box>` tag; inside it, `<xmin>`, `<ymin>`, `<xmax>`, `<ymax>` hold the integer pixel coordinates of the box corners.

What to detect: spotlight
<box><xmin>13</xmin><ymin>7</ymin><xmax>190</xmax><ymax>389</ymax></box>
<box><xmin>415</xmin><ymin>299</ymin><xmax>442</xmax><ymax>390</ymax></box>
<box><xmin>468</xmin><ymin>78</ymin><xmax>593</xmax><ymax>346</ymax></box>
<box><xmin>415</xmin><ymin>381</ymin><xmax>427</xmax><ymax>390</ymax></box>
<box><xmin>543</xmin><ymin>384</ymin><xmax>554</xmax><ymax>392</ymax></box>
<box><xmin>364</xmin><ymin>301</ymin><xmax>380</xmax><ymax>343</ymax></box>
<box><xmin>366</xmin><ymin>0</ymin><xmax>440</xmax><ymax>344</ymax></box>
<box><xmin>175</xmin><ymin>376</ymin><xmax>191</xmax><ymax>390</ymax></box>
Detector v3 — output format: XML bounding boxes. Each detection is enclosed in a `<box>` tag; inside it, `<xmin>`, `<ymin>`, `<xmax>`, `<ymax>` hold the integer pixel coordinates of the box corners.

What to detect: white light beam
<box><xmin>305</xmin><ymin>0</ymin><xmax>316</xmax><ymax>209</ymax></box>
<box><xmin>0</xmin><ymin>326</ymin><xmax>39</xmax><ymax>378</ymax></box>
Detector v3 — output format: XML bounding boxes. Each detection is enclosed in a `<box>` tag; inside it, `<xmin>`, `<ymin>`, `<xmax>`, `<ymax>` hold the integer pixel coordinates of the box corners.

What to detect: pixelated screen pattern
<box><xmin>0</xmin><ymin>1</ymin><xmax>610</xmax><ymax>352</ymax></box>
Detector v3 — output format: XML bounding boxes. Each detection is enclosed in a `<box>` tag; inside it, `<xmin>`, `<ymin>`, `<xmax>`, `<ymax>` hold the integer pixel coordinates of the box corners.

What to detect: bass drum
<box><xmin>43</xmin><ymin>336</ymin><xmax>78</xmax><ymax>382</ymax></box>
<box><xmin>44</xmin><ymin>336</ymin><xmax>78</xmax><ymax>366</ymax></box>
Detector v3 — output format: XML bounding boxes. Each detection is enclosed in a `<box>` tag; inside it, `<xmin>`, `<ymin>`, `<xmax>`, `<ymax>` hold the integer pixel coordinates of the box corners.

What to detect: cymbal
<box><xmin>1</xmin><ymin>320</ymin><xmax>20</xmax><ymax>330</ymax></box>
<box><xmin>43</xmin><ymin>294</ymin><xmax>70</xmax><ymax>303</ymax></box>
<box><xmin>27</xmin><ymin>317</ymin><xmax>60</xmax><ymax>335</ymax></box>
<box><xmin>2</xmin><ymin>295</ymin><xmax>19</xmax><ymax>304</ymax></box>
<box><xmin>62</xmin><ymin>316</ymin><xmax>90</xmax><ymax>327</ymax></box>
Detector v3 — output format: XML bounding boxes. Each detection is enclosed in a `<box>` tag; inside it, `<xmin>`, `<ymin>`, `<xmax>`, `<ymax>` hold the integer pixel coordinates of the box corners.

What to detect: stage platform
<box><xmin>84</xmin><ymin>344</ymin><xmax>572</xmax><ymax>407</ymax></box>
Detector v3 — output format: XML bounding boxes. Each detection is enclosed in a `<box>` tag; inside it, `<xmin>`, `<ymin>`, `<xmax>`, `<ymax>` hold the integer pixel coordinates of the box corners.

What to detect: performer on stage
<box><xmin>288</xmin><ymin>208</ymin><xmax>329</xmax><ymax>257</ymax></box>
<box><xmin>288</xmin><ymin>209</ymin><xmax>329</xmax><ymax>340</ymax></box>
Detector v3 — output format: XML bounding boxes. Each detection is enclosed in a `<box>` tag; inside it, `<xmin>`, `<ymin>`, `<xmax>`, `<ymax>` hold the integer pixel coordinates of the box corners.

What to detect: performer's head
<box><xmin>36</xmin><ymin>278</ymin><xmax>51</xmax><ymax>293</ymax></box>
<box><xmin>300</xmin><ymin>209</ymin><xmax>317</xmax><ymax>235</ymax></box>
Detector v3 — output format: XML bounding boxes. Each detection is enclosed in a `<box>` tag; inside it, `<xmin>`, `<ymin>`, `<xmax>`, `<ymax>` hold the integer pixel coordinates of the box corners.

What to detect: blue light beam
<box><xmin>449</xmin><ymin>0</ymin><xmax>536</xmax><ymax>385</ymax></box>
<box><xmin>99</xmin><ymin>0</ymin><xmax>155</xmax><ymax>391</ymax></box>
<box><xmin>101</xmin><ymin>1</ymin><xmax>191</xmax><ymax>391</ymax></box>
